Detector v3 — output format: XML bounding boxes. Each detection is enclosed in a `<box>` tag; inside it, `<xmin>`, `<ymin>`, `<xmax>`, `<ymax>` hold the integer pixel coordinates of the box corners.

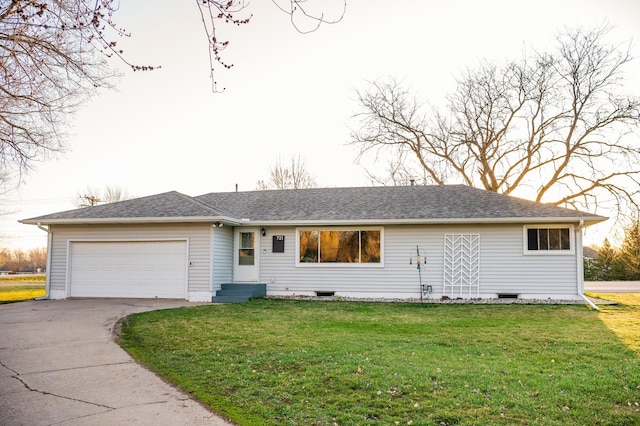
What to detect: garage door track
<box><xmin>0</xmin><ymin>299</ymin><xmax>232</xmax><ymax>425</ymax></box>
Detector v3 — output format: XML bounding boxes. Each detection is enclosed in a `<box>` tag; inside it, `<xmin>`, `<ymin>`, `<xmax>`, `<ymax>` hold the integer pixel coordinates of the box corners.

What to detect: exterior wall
<box><xmin>44</xmin><ymin>221</ymin><xmax>583</xmax><ymax>302</ymax></box>
<box><xmin>47</xmin><ymin>223</ymin><xmax>212</xmax><ymax>301</ymax></box>
<box><xmin>258</xmin><ymin>223</ymin><xmax>582</xmax><ymax>300</ymax></box>
<box><xmin>211</xmin><ymin>226</ymin><xmax>233</xmax><ymax>290</ymax></box>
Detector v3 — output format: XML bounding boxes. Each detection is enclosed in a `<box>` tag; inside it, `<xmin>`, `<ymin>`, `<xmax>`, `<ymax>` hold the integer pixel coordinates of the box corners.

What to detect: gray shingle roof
<box><xmin>22</xmin><ymin>185</ymin><xmax>607</xmax><ymax>225</ymax></box>
<box><xmin>22</xmin><ymin>191</ymin><xmax>225</xmax><ymax>222</ymax></box>
<box><xmin>195</xmin><ymin>185</ymin><xmax>606</xmax><ymax>223</ymax></box>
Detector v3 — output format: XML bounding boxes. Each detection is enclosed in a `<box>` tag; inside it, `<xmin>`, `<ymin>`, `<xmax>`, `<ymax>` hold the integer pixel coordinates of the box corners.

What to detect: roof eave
<box><xmin>19</xmin><ymin>216</ymin><xmax>243</xmax><ymax>226</ymax></box>
<box><xmin>248</xmin><ymin>216</ymin><xmax>608</xmax><ymax>227</ymax></box>
<box><xmin>20</xmin><ymin>215</ymin><xmax>607</xmax><ymax>227</ymax></box>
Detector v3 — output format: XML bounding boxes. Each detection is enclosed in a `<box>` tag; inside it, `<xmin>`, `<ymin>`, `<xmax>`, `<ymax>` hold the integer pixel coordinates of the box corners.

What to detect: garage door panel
<box><xmin>70</xmin><ymin>241</ymin><xmax>187</xmax><ymax>299</ymax></box>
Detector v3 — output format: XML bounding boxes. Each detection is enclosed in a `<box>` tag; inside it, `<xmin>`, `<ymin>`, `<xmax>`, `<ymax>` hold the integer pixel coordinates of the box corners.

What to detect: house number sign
<box><xmin>272</xmin><ymin>235</ymin><xmax>285</xmax><ymax>253</ymax></box>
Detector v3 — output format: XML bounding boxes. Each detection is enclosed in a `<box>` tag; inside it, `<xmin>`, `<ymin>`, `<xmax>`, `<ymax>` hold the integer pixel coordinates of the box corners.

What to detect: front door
<box><xmin>234</xmin><ymin>228</ymin><xmax>260</xmax><ymax>282</ymax></box>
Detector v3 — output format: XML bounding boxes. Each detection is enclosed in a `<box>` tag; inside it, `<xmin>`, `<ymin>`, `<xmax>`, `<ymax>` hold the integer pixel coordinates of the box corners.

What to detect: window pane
<box><xmin>339</xmin><ymin>231</ymin><xmax>359</xmax><ymax>262</ymax></box>
<box><xmin>241</xmin><ymin>232</ymin><xmax>254</xmax><ymax>249</ymax></box>
<box><xmin>538</xmin><ymin>228</ymin><xmax>549</xmax><ymax>250</ymax></box>
<box><xmin>527</xmin><ymin>228</ymin><xmax>539</xmax><ymax>250</ymax></box>
<box><xmin>299</xmin><ymin>231</ymin><xmax>318</xmax><ymax>263</ymax></box>
<box><xmin>320</xmin><ymin>231</ymin><xmax>360</xmax><ymax>263</ymax></box>
<box><xmin>319</xmin><ymin>231</ymin><xmax>339</xmax><ymax>262</ymax></box>
<box><xmin>239</xmin><ymin>249</ymin><xmax>254</xmax><ymax>265</ymax></box>
<box><xmin>560</xmin><ymin>228</ymin><xmax>571</xmax><ymax>250</ymax></box>
<box><xmin>361</xmin><ymin>230</ymin><xmax>381</xmax><ymax>263</ymax></box>
<box><xmin>548</xmin><ymin>228</ymin><xmax>560</xmax><ymax>250</ymax></box>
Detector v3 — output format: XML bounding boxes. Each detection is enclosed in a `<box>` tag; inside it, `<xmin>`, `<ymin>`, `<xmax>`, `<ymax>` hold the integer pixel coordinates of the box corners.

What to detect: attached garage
<box><xmin>68</xmin><ymin>240</ymin><xmax>188</xmax><ymax>299</ymax></box>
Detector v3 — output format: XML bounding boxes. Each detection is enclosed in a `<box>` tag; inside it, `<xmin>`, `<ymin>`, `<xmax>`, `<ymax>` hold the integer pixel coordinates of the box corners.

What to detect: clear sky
<box><xmin>2</xmin><ymin>0</ymin><xmax>639</xmax><ymax>250</ymax></box>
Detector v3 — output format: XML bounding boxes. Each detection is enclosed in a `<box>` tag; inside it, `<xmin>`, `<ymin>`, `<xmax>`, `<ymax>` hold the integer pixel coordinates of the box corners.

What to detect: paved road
<box><xmin>584</xmin><ymin>281</ymin><xmax>640</xmax><ymax>293</ymax></box>
<box><xmin>0</xmin><ymin>299</ymin><xmax>232</xmax><ymax>426</ymax></box>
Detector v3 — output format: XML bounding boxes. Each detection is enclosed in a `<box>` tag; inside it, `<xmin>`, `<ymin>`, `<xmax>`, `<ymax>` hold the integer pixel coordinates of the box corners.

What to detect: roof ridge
<box><xmin>192</xmin><ymin>193</ymin><xmax>239</xmax><ymax>217</ymax></box>
<box><xmin>169</xmin><ymin>191</ymin><xmax>228</xmax><ymax>216</ymax></box>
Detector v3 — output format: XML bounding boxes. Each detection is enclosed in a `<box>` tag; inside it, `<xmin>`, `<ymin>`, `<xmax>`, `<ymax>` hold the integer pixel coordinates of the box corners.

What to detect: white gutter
<box><xmin>35</xmin><ymin>222</ymin><xmax>52</xmax><ymax>300</ymax></box>
<box><xmin>575</xmin><ymin>219</ymin><xmax>599</xmax><ymax>311</ymax></box>
<box><xmin>581</xmin><ymin>293</ymin><xmax>598</xmax><ymax>311</ymax></box>
<box><xmin>20</xmin><ymin>215</ymin><xmax>244</xmax><ymax>226</ymax></box>
<box><xmin>20</xmin><ymin>215</ymin><xmax>608</xmax><ymax>227</ymax></box>
<box><xmin>212</xmin><ymin>216</ymin><xmax>608</xmax><ymax>227</ymax></box>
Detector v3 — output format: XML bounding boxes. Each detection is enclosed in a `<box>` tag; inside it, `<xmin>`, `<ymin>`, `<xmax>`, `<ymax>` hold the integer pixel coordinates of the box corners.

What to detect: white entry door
<box><xmin>234</xmin><ymin>228</ymin><xmax>260</xmax><ymax>282</ymax></box>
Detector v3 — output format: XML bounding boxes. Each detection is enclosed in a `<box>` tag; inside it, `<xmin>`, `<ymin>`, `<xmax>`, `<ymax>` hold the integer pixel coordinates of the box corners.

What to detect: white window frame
<box><xmin>523</xmin><ymin>225</ymin><xmax>575</xmax><ymax>255</ymax></box>
<box><xmin>295</xmin><ymin>227</ymin><xmax>384</xmax><ymax>267</ymax></box>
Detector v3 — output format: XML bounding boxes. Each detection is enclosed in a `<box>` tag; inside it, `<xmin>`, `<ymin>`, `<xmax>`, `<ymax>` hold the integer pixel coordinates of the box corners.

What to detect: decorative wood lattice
<box><xmin>443</xmin><ymin>234</ymin><xmax>480</xmax><ymax>298</ymax></box>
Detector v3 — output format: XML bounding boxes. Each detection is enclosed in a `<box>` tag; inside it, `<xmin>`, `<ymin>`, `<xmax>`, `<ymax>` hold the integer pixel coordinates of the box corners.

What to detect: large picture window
<box><xmin>525</xmin><ymin>226</ymin><xmax>572</xmax><ymax>253</ymax></box>
<box><xmin>298</xmin><ymin>228</ymin><xmax>382</xmax><ymax>264</ymax></box>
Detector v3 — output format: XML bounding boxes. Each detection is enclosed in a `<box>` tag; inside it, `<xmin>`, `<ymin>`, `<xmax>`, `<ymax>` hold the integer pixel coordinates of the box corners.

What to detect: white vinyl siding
<box><xmin>258</xmin><ymin>224</ymin><xmax>580</xmax><ymax>298</ymax></box>
<box><xmin>48</xmin><ymin>223</ymin><xmax>212</xmax><ymax>298</ymax></box>
<box><xmin>212</xmin><ymin>226</ymin><xmax>233</xmax><ymax>290</ymax></box>
<box><xmin>45</xmin><ymin>221</ymin><xmax>582</xmax><ymax>301</ymax></box>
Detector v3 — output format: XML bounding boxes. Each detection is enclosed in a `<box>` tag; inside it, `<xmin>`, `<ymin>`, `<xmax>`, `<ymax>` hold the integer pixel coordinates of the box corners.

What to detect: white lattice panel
<box><xmin>443</xmin><ymin>234</ymin><xmax>480</xmax><ymax>298</ymax></box>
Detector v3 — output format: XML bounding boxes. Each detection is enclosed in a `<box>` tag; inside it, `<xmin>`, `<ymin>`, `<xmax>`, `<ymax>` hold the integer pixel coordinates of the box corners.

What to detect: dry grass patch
<box><xmin>0</xmin><ymin>285</ymin><xmax>45</xmax><ymax>302</ymax></box>
<box><xmin>587</xmin><ymin>293</ymin><xmax>640</xmax><ymax>353</ymax></box>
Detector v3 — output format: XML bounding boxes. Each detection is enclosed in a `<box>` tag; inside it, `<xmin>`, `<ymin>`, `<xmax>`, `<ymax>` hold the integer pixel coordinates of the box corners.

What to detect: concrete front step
<box><xmin>212</xmin><ymin>295</ymin><xmax>257</xmax><ymax>303</ymax></box>
<box><xmin>212</xmin><ymin>283</ymin><xmax>267</xmax><ymax>303</ymax></box>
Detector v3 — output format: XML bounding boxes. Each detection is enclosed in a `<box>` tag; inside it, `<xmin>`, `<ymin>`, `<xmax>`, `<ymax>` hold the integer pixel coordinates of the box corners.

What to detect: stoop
<box><xmin>212</xmin><ymin>283</ymin><xmax>267</xmax><ymax>303</ymax></box>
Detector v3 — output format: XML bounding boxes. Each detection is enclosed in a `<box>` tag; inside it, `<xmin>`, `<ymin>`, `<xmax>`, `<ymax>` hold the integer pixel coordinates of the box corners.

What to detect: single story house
<box><xmin>21</xmin><ymin>185</ymin><xmax>606</xmax><ymax>303</ymax></box>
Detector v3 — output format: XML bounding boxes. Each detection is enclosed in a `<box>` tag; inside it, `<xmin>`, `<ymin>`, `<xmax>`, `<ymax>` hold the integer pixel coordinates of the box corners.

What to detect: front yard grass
<box><xmin>118</xmin><ymin>297</ymin><xmax>640</xmax><ymax>425</ymax></box>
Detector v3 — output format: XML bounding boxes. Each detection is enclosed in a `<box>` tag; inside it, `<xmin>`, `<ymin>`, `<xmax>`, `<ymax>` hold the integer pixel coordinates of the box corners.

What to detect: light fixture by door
<box><xmin>261</xmin><ymin>227</ymin><xmax>266</xmax><ymax>236</ymax></box>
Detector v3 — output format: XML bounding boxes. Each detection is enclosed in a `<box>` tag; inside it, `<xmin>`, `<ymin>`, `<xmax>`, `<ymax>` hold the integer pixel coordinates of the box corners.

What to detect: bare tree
<box><xmin>198</xmin><ymin>0</ymin><xmax>345</xmax><ymax>92</ymax></box>
<box><xmin>76</xmin><ymin>185</ymin><xmax>131</xmax><ymax>208</ymax></box>
<box><xmin>27</xmin><ymin>247</ymin><xmax>47</xmax><ymax>272</ymax></box>
<box><xmin>351</xmin><ymin>26</ymin><xmax>640</xmax><ymax>217</ymax></box>
<box><xmin>1</xmin><ymin>1</ymin><xmax>345</xmax><ymax>189</ymax></box>
<box><xmin>0</xmin><ymin>1</ymin><xmax>125</xmax><ymax>188</ymax></box>
<box><xmin>0</xmin><ymin>247</ymin><xmax>46</xmax><ymax>272</ymax></box>
<box><xmin>256</xmin><ymin>156</ymin><xmax>317</xmax><ymax>190</ymax></box>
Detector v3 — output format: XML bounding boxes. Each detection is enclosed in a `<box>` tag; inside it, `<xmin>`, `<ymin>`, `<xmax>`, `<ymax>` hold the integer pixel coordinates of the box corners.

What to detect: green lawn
<box><xmin>118</xmin><ymin>297</ymin><xmax>640</xmax><ymax>425</ymax></box>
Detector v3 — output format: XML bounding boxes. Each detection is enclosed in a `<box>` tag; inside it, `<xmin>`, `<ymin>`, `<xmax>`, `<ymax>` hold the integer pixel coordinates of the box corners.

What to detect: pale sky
<box><xmin>2</xmin><ymin>0</ymin><xmax>639</xmax><ymax>250</ymax></box>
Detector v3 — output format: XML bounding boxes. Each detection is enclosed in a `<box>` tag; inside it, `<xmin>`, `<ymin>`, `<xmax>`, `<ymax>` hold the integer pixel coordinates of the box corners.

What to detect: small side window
<box><xmin>524</xmin><ymin>226</ymin><xmax>573</xmax><ymax>254</ymax></box>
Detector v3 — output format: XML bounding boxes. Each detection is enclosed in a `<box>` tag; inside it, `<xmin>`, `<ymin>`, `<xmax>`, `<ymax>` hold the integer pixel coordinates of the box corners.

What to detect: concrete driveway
<box><xmin>0</xmin><ymin>299</ymin><xmax>232</xmax><ymax>426</ymax></box>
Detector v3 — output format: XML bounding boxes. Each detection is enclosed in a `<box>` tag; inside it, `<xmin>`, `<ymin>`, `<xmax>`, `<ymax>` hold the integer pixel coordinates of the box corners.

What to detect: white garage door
<box><xmin>69</xmin><ymin>241</ymin><xmax>187</xmax><ymax>299</ymax></box>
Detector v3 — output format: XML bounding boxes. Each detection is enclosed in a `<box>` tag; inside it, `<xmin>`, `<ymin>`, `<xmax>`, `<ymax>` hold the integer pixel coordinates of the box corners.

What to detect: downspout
<box><xmin>576</xmin><ymin>219</ymin><xmax>598</xmax><ymax>311</ymax></box>
<box><xmin>35</xmin><ymin>222</ymin><xmax>52</xmax><ymax>300</ymax></box>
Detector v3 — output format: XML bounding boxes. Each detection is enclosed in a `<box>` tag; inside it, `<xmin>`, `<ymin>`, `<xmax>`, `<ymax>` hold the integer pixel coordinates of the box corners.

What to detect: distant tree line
<box><xmin>0</xmin><ymin>248</ymin><xmax>47</xmax><ymax>273</ymax></box>
<box><xmin>585</xmin><ymin>217</ymin><xmax>640</xmax><ymax>281</ymax></box>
